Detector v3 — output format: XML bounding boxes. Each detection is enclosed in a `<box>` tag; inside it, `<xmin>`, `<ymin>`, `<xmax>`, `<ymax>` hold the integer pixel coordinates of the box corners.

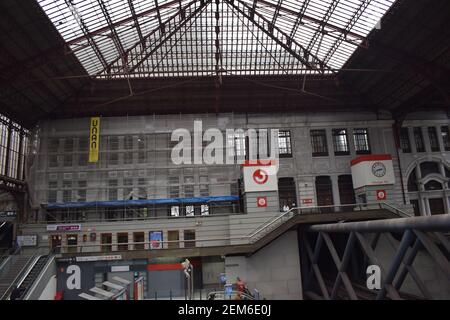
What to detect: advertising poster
<box><xmin>149</xmin><ymin>231</ymin><xmax>163</xmax><ymax>249</ymax></box>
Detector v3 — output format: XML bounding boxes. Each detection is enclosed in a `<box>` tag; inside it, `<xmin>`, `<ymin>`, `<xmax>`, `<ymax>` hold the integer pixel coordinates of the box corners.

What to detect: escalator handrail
<box><xmin>0</xmin><ymin>250</ymin><xmax>39</xmax><ymax>300</ymax></box>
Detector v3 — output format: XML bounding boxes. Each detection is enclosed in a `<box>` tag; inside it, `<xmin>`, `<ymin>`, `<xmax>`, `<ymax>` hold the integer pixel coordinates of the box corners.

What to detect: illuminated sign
<box><xmin>89</xmin><ymin>117</ymin><xmax>100</xmax><ymax>163</ymax></box>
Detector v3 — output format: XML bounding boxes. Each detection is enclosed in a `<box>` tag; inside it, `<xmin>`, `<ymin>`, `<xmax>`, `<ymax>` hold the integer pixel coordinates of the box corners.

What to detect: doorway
<box><xmin>278</xmin><ymin>177</ymin><xmax>297</xmax><ymax>211</ymax></box>
<box><xmin>101</xmin><ymin>233</ymin><xmax>112</xmax><ymax>252</ymax></box>
<box><xmin>168</xmin><ymin>230</ymin><xmax>180</xmax><ymax>249</ymax></box>
<box><xmin>66</xmin><ymin>234</ymin><xmax>78</xmax><ymax>253</ymax></box>
<box><xmin>315</xmin><ymin>176</ymin><xmax>334</xmax><ymax>213</ymax></box>
<box><xmin>50</xmin><ymin>235</ymin><xmax>62</xmax><ymax>253</ymax></box>
<box><xmin>117</xmin><ymin>233</ymin><xmax>129</xmax><ymax>251</ymax></box>
<box><xmin>133</xmin><ymin>232</ymin><xmax>145</xmax><ymax>250</ymax></box>
<box><xmin>429</xmin><ymin>198</ymin><xmax>445</xmax><ymax>215</ymax></box>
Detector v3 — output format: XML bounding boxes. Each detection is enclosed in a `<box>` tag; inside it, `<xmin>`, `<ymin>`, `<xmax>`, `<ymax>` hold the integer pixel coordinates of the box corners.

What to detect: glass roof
<box><xmin>37</xmin><ymin>0</ymin><xmax>396</xmax><ymax>78</ymax></box>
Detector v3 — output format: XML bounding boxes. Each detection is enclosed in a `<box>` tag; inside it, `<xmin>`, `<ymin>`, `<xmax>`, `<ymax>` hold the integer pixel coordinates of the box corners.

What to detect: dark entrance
<box><xmin>429</xmin><ymin>198</ymin><xmax>445</xmax><ymax>215</ymax></box>
<box><xmin>315</xmin><ymin>176</ymin><xmax>334</xmax><ymax>213</ymax></box>
<box><xmin>338</xmin><ymin>175</ymin><xmax>356</xmax><ymax>205</ymax></box>
<box><xmin>278</xmin><ymin>177</ymin><xmax>297</xmax><ymax>211</ymax></box>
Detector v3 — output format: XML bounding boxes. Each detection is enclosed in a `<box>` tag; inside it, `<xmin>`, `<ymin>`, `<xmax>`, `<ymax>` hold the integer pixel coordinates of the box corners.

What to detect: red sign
<box><xmin>253</xmin><ymin>169</ymin><xmax>269</xmax><ymax>185</ymax></box>
<box><xmin>302</xmin><ymin>199</ymin><xmax>313</xmax><ymax>204</ymax></box>
<box><xmin>376</xmin><ymin>190</ymin><xmax>387</xmax><ymax>200</ymax></box>
<box><xmin>257</xmin><ymin>197</ymin><xmax>267</xmax><ymax>207</ymax></box>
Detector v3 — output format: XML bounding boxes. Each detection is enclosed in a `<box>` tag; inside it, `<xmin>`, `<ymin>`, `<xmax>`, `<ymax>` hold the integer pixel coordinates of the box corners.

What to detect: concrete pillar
<box><xmin>331</xmin><ymin>175</ymin><xmax>341</xmax><ymax>209</ymax></box>
<box><xmin>436</xmin><ymin>125</ymin><xmax>445</xmax><ymax>153</ymax></box>
<box><xmin>348</xmin><ymin>128</ymin><xmax>356</xmax><ymax>156</ymax></box>
<box><xmin>407</xmin><ymin>127</ymin><xmax>417</xmax><ymax>154</ymax></box>
<box><xmin>422</xmin><ymin>127</ymin><xmax>431</xmax><ymax>153</ymax></box>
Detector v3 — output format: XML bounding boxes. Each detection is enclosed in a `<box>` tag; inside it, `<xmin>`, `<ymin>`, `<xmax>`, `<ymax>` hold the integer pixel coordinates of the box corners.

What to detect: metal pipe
<box><xmin>307</xmin><ymin>214</ymin><xmax>450</xmax><ymax>233</ymax></box>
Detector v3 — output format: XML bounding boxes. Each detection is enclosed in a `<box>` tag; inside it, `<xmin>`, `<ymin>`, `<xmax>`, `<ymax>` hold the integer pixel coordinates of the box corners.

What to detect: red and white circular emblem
<box><xmin>376</xmin><ymin>190</ymin><xmax>386</xmax><ymax>200</ymax></box>
<box><xmin>253</xmin><ymin>169</ymin><xmax>269</xmax><ymax>184</ymax></box>
<box><xmin>257</xmin><ymin>197</ymin><xmax>267</xmax><ymax>207</ymax></box>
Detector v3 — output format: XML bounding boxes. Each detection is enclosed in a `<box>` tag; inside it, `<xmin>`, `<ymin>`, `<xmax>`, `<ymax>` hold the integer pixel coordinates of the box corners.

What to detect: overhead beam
<box><xmin>64</xmin><ymin>0</ymin><xmax>108</xmax><ymax>69</ymax></box>
<box><xmin>127</xmin><ymin>0</ymin><xmax>144</xmax><ymax>44</ymax></box>
<box><xmin>254</xmin><ymin>0</ymin><xmax>366</xmax><ymax>45</ymax></box>
<box><xmin>227</xmin><ymin>0</ymin><xmax>331</xmax><ymax>72</ymax></box>
<box><xmin>101</xmin><ymin>0</ymin><xmax>209</xmax><ymax>76</ymax></box>
<box><xmin>323</xmin><ymin>0</ymin><xmax>372</xmax><ymax>64</ymax></box>
<box><xmin>67</xmin><ymin>0</ymin><xmax>183</xmax><ymax>46</ymax></box>
<box><xmin>306</xmin><ymin>0</ymin><xmax>340</xmax><ymax>52</ymax></box>
<box><xmin>289</xmin><ymin>0</ymin><xmax>310</xmax><ymax>39</ymax></box>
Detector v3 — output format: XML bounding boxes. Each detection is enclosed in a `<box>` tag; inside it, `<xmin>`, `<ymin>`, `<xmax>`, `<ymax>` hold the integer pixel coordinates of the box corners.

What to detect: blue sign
<box><xmin>149</xmin><ymin>231</ymin><xmax>163</xmax><ymax>249</ymax></box>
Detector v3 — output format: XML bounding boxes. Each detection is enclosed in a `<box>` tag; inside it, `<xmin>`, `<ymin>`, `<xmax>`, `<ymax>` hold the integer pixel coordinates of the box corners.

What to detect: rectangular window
<box><xmin>184</xmin><ymin>230</ymin><xmax>196</xmax><ymax>248</ymax></box>
<box><xmin>332</xmin><ymin>129</ymin><xmax>349</xmax><ymax>156</ymax></box>
<box><xmin>428</xmin><ymin>127</ymin><xmax>440</xmax><ymax>152</ymax></box>
<box><xmin>108</xmin><ymin>179</ymin><xmax>118</xmax><ymax>200</ymax></box>
<box><xmin>124</xmin><ymin>152</ymin><xmax>133</xmax><ymax>164</ymax></box>
<box><xmin>278</xmin><ymin>130</ymin><xmax>292</xmax><ymax>157</ymax></box>
<box><xmin>63</xmin><ymin>155</ymin><xmax>73</xmax><ymax>167</ymax></box>
<box><xmin>117</xmin><ymin>233</ymin><xmax>128</xmax><ymax>251</ymax></box>
<box><xmin>48</xmin><ymin>139</ymin><xmax>59</xmax><ymax>153</ymax></box>
<box><xmin>400</xmin><ymin>128</ymin><xmax>411</xmax><ymax>153</ymax></box>
<box><xmin>48</xmin><ymin>182</ymin><xmax>58</xmax><ymax>203</ymax></box>
<box><xmin>185</xmin><ymin>205</ymin><xmax>194</xmax><ymax>216</ymax></box>
<box><xmin>310</xmin><ymin>129</ymin><xmax>328</xmax><ymax>157</ymax></box>
<box><xmin>64</xmin><ymin>138</ymin><xmax>74</xmax><ymax>152</ymax></box>
<box><xmin>78</xmin><ymin>137</ymin><xmax>88</xmax><ymax>152</ymax></box>
<box><xmin>353</xmin><ymin>128</ymin><xmax>371</xmax><ymax>154</ymax></box>
<box><xmin>109</xmin><ymin>137</ymin><xmax>119</xmax><ymax>151</ymax></box>
<box><xmin>49</xmin><ymin>155</ymin><xmax>58</xmax><ymax>168</ymax></box>
<box><xmin>124</xmin><ymin>136</ymin><xmax>133</xmax><ymax>150</ymax></box>
<box><xmin>184</xmin><ymin>185</ymin><xmax>194</xmax><ymax>198</ymax></box>
<box><xmin>227</xmin><ymin>131</ymin><xmax>246</xmax><ymax>160</ymax></box>
<box><xmin>170</xmin><ymin>206</ymin><xmax>180</xmax><ymax>217</ymax></box>
<box><xmin>413</xmin><ymin>127</ymin><xmax>425</xmax><ymax>152</ymax></box>
<box><xmin>78</xmin><ymin>153</ymin><xmax>87</xmax><ymax>166</ymax></box>
<box><xmin>108</xmin><ymin>153</ymin><xmax>119</xmax><ymax>165</ymax></box>
<box><xmin>441</xmin><ymin>126</ymin><xmax>450</xmax><ymax>151</ymax></box>
<box><xmin>201</xmin><ymin>204</ymin><xmax>209</xmax><ymax>216</ymax></box>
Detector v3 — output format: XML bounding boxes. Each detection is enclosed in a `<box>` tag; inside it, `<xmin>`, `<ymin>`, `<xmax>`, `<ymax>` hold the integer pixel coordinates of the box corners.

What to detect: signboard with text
<box><xmin>47</xmin><ymin>224</ymin><xmax>81</xmax><ymax>232</ymax></box>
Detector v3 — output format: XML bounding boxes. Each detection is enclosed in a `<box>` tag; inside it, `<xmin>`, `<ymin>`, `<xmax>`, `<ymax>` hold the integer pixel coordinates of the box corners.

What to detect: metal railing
<box><xmin>302</xmin><ymin>214</ymin><xmax>450</xmax><ymax>300</ymax></box>
<box><xmin>49</xmin><ymin>202</ymin><xmax>407</xmax><ymax>254</ymax></box>
<box><xmin>0</xmin><ymin>252</ymin><xmax>38</xmax><ymax>300</ymax></box>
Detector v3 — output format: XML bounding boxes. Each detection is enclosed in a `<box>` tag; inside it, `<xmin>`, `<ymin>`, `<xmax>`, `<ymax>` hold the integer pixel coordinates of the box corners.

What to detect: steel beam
<box><xmin>128</xmin><ymin>1</ymin><xmax>208</xmax><ymax>74</ymax></box>
<box><xmin>127</xmin><ymin>0</ymin><xmax>144</xmax><ymax>44</ymax></box>
<box><xmin>376</xmin><ymin>230</ymin><xmax>415</xmax><ymax>300</ymax></box>
<box><xmin>254</xmin><ymin>0</ymin><xmax>366</xmax><ymax>45</ymax></box>
<box><xmin>67</xmin><ymin>0</ymin><xmax>184</xmax><ymax>45</ymax></box>
<box><xmin>308</xmin><ymin>214</ymin><xmax>450</xmax><ymax>233</ymax></box>
<box><xmin>226</xmin><ymin>0</ymin><xmax>332</xmax><ymax>72</ymax></box>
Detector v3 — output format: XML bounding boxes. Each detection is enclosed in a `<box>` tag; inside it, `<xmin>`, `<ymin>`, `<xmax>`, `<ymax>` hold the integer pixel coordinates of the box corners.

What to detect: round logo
<box><xmin>253</xmin><ymin>169</ymin><xmax>269</xmax><ymax>184</ymax></box>
<box><xmin>257</xmin><ymin>197</ymin><xmax>267</xmax><ymax>207</ymax></box>
<box><xmin>372</xmin><ymin>162</ymin><xmax>386</xmax><ymax>177</ymax></box>
<box><xmin>377</xmin><ymin>190</ymin><xmax>386</xmax><ymax>200</ymax></box>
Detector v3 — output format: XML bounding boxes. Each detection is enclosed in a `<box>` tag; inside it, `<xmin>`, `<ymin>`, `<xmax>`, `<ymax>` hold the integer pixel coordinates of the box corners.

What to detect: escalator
<box><xmin>16</xmin><ymin>255</ymin><xmax>49</xmax><ymax>299</ymax></box>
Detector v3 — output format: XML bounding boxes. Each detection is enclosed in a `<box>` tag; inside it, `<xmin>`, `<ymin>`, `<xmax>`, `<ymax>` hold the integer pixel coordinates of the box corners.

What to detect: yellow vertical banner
<box><xmin>89</xmin><ymin>117</ymin><xmax>100</xmax><ymax>163</ymax></box>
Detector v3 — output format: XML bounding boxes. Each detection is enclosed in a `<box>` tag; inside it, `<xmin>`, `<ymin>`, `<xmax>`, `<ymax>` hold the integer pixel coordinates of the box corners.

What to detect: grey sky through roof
<box><xmin>37</xmin><ymin>0</ymin><xmax>396</xmax><ymax>78</ymax></box>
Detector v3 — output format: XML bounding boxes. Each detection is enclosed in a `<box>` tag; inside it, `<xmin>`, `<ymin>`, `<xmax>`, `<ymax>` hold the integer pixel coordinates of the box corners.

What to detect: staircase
<box><xmin>0</xmin><ymin>255</ymin><xmax>33</xmax><ymax>299</ymax></box>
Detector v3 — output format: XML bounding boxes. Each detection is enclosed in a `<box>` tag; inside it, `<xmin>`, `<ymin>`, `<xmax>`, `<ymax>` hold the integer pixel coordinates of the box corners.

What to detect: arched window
<box><xmin>407</xmin><ymin>171</ymin><xmax>418</xmax><ymax>192</ymax></box>
<box><xmin>420</xmin><ymin>161</ymin><xmax>440</xmax><ymax>177</ymax></box>
<box><xmin>424</xmin><ymin>180</ymin><xmax>443</xmax><ymax>191</ymax></box>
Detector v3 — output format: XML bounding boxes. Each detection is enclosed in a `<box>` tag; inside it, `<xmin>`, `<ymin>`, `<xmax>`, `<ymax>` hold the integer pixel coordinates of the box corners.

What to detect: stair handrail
<box><xmin>207</xmin><ymin>290</ymin><xmax>256</xmax><ymax>300</ymax></box>
<box><xmin>246</xmin><ymin>202</ymin><xmax>410</xmax><ymax>242</ymax></box>
<box><xmin>0</xmin><ymin>249</ymin><xmax>40</xmax><ymax>300</ymax></box>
